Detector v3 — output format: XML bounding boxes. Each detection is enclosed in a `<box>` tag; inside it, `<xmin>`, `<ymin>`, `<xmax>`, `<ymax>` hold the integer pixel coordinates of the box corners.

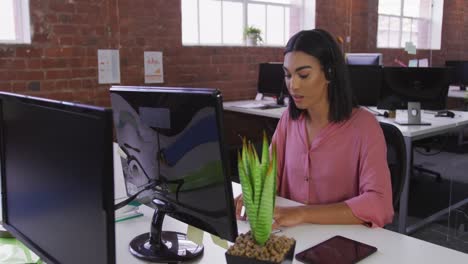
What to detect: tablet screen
<box><xmin>295</xmin><ymin>236</ymin><xmax>377</xmax><ymax>264</ymax></box>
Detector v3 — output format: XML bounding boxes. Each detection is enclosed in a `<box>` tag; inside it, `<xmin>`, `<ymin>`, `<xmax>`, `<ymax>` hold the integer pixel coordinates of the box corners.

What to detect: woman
<box><xmin>236</xmin><ymin>29</ymin><xmax>394</xmax><ymax>228</ymax></box>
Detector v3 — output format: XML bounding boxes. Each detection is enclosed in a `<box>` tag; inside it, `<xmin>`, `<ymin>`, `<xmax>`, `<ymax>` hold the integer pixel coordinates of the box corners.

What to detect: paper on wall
<box><xmin>144</xmin><ymin>51</ymin><xmax>164</xmax><ymax>83</ymax></box>
<box><xmin>98</xmin><ymin>49</ymin><xmax>121</xmax><ymax>84</ymax></box>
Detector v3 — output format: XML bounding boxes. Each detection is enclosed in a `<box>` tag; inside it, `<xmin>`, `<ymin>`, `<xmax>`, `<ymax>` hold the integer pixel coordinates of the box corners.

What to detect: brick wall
<box><xmin>1</xmin><ymin>0</ymin><xmax>467</xmax><ymax>106</ymax></box>
<box><xmin>0</xmin><ymin>0</ymin><xmax>284</xmax><ymax>106</ymax></box>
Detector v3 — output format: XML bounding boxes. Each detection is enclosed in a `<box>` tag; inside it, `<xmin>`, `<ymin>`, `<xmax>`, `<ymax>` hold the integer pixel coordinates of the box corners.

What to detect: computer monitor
<box><xmin>110</xmin><ymin>86</ymin><xmax>238</xmax><ymax>262</ymax></box>
<box><xmin>346</xmin><ymin>53</ymin><xmax>383</xmax><ymax>66</ymax></box>
<box><xmin>377</xmin><ymin>67</ymin><xmax>451</xmax><ymax>110</ymax></box>
<box><xmin>0</xmin><ymin>92</ymin><xmax>114</xmax><ymax>264</ymax></box>
<box><xmin>257</xmin><ymin>62</ymin><xmax>289</xmax><ymax>104</ymax></box>
<box><xmin>445</xmin><ymin>60</ymin><xmax>468</xmax><ymax>90</ymax></box>
<box><xmin>348</xmin><ymin>65</ymin><xmax>383</xmax><ymax>106</ymax></box>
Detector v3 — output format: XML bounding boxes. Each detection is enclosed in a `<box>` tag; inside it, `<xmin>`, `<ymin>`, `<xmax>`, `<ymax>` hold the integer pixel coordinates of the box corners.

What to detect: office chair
<box><xmin>379</xmin><ymin>122</ymin><xmax>406</xmax><ymax>208</ymax></box>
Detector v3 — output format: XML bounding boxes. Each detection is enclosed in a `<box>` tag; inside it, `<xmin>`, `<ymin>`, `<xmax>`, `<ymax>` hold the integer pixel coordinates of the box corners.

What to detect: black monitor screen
<box><xmin>445</xmin><ymin>61</ymin><xmax>468</xmax><ymax>87</ymax></box>
<box><xmin>346</xmin><ymin>53</ymin><xmax>382</xmax><ymax>66</ymax></box>
<box><xmin>377</xmin><ymin>67</ymin><xmax>451</xmax><ymax>110</ymax></box>
<box><xmin>110</xmin><ymin>86</ymin><xmax>237</xmax><ymax>242</ymax></box>
<box><xmin>0</xmin><ymin>92</ymin><xmax>114</xmax><ymax>264</ymax></box>
<box><xmin>257</xmin><ymin>63</ymin><xmax>288</xmax><ymax>97</ymax></box>
<box><xmin>348</xmin><ymin>65</ymin><xmax>383</xmax><ymax>106</ymax></box>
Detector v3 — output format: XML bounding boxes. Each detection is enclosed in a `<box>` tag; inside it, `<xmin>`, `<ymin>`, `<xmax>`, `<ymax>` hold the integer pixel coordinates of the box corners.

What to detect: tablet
<box><xmin>295</xmin><ymin>235</ymin><xmax>377</xmax><ymax>264</ymax></box>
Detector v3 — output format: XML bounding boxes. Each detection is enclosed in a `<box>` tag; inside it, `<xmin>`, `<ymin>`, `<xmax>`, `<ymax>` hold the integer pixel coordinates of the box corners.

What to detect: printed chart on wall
<box><xmin>144</xmin><ymin>51</ymin><xmax>164</xmax><ymax>83</ymax></box>
<box><xmin>98</xmin><ymin>49</ymin><xmax>121</xmax><ymax>84</ymax></box>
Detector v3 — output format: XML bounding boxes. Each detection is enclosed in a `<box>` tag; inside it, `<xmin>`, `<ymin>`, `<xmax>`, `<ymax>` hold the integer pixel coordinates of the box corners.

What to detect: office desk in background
<box><xmin>224</xmin><ymin>100</ymin><xmax>468</xmax><ymax>235</ymax></box>
<box><xmin>113</xmin><ymin>145</ymin><xmax>468</xmax><ymax>263</ymax></box>
<box><xmin>448</xmin><ymin>86</ymin><xmax>468</xmax><ymax>111</ymax></box>
<box><xmin>448</xmin><ymin>86</ymin><xmax>468</xmax><ymax>99</ymax></box>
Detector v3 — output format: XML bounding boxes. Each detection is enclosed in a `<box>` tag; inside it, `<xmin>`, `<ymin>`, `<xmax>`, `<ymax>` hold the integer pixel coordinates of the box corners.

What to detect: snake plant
<box><xmin>238</xmin><ymin>132</ymin><xmax>277</xmax><ymax>246</ymax></box>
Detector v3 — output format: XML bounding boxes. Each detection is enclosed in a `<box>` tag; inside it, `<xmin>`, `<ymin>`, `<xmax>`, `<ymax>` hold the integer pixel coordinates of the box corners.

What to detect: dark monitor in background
<box><xmin>445</xmin><ymin>60</ymin><xmax>468</xmax><ymax>91</ymax></box>
<box><xmin>377</xmin><ymin>67</ymin><xmax>451</xmax><ymax>110</ymax></box>
<box><xmin>348</xmin><ymin>65</ymin><xmax>383</xmax><ymax>106</ymax></box>
<box><xmin>0</xmin><ymin>92</ymin><xmax>114</xmax><ymax>264</ymax></box>
<box><xmin>110</xmin><ymin>86</ymin><xmax>238</xmax><ymax>263</ymax></box>
<box><xmin>346</xmin><ymin>53</ymin><xmax>383</xmax><ymax>66</ymax></box>
<box><xmin>257</xmin><ymin>62</ymin><xmax>289</xmax><ymax>104</ymax></box>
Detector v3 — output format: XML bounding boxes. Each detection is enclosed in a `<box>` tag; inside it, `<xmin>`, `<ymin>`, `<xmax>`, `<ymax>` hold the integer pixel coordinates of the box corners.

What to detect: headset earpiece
<box><xmin>324</xmin><ymin>65</ymin><xmax>333</xmax><ymax>81</ymax></box>
<box><xmin>313</xmin><ymin>29</ymin><xmax>336</xmax><ymax>81</ymax></box>
<box><xmin>328</xmin><ymin>66</ymin><xmax>334</xmax><ymax>80</ymax></box>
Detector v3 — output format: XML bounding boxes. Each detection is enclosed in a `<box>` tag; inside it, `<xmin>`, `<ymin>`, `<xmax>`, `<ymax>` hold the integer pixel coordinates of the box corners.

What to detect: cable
<box><xmin>413</xmin><ymin>133</ymin><xmax>450</xmax><ymax>156</ymax></box>
<box><xmin>365</xmin><ymin>106</ymin><xmax>388</xmax><ymax>117</ymax></box>
<box><xmin>114</xmin><ymin>180</ymin><xmax>158</xmax><ymax>210</ymax></box>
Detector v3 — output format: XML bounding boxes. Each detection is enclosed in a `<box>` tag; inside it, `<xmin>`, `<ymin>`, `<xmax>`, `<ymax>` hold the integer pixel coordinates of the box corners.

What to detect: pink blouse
<box><xmin>272</xmin><ymin>107</ymin><xmax>394</xmax><ymax>227</ymax></box>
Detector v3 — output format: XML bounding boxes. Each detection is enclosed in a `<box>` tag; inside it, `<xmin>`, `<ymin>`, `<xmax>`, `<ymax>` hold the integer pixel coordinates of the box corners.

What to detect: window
<box><xmin>377</xmin><ymin>0</ymin><xmax>443</xmax><ymax>49</ymax></box>
<box><xmin>181</xmin><ymin>0</ymin><xmax>315</xmax><ymax>46</ymax></box>
<box><xmin>0</xmin><ymin>0</ymin><xmax>31</xmax><ymax>44</ymax></box>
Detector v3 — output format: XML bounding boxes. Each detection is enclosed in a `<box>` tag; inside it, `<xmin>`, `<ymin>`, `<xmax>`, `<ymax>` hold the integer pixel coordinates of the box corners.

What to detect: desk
<box><xmin>113</xmin><ymin>144</ymin><xmax>468</xmax><ymax>263</ymax></box>
<box><xmin>224</xmin><ymin>100</ymin><xmax>468</xmax><ymax>235</ymax></box>
<box><xmin>448</xmin><ymin>86</ymin><xmax>468</xmax><ymax>99</ymax></box>
<box><xmin>448</xmin><ymin>86</ymin><xmax>468</xmax><ymax>111</ymax></box>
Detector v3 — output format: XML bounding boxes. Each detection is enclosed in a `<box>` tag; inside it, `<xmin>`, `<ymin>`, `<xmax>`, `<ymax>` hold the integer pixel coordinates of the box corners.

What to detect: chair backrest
<box><xmin>379</xmin><ymin>122</ymin><xmax>406</xmax><ymax>208</ymax></box>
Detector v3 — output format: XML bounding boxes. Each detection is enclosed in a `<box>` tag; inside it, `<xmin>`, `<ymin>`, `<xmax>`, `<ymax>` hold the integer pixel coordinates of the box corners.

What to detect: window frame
<box><xmin>182</xmin><ymin>0</ymin><xmax>311</xmax><ymax>47</ymax></box>
<box><xmin>377</xmin><ymin>0</ymin><xmax>439</xmax><ymax>50</ymax></box>
<box><xmin>0</xmin><ymin>0</ymin><xmax>31</xmax><ymax>44</ymax></box>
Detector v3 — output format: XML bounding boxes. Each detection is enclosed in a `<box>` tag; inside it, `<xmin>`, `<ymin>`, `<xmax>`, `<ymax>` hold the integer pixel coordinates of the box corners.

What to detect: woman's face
<box><xmin>283</xmin><ymin>51</ymin><xmax>329</xmax><ymax>110</ymax></box>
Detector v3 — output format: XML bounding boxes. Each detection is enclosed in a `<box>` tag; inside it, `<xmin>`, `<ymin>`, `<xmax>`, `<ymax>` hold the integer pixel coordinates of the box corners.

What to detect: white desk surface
<box><xmin>448</xmin><ymin>86</ymin><xmax>468</xmax><ymax>99</ymax></box>
<box><xmin>113</xmin><ymin>145</ymin><xmax>468</xmax><ymax>264</ymax></box>
<box><xmin>224</xmin><ymin>100</ymin><xmax>468</xmax><ymax>139</ymax></box>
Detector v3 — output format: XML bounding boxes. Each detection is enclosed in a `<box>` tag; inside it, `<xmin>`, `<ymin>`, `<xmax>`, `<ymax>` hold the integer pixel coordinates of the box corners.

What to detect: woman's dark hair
<box><xmin>284</xmin><ymin>29</ymin><xmax>356</xmax><ymax>122</ymax></box>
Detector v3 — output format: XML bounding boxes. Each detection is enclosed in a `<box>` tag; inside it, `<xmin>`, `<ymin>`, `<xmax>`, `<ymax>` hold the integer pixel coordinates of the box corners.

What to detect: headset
<box><xmin>312</xmin><ymin>29</ymin><xmax>337</xmax><ymax>81</ymax></box>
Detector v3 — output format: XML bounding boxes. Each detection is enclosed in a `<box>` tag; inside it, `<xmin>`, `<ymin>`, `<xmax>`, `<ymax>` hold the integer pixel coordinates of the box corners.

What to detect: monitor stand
<box><xmin>129</xmin><ymin>199</ymin><xmax>204</xmax><ymax>262</ymax></box>
<box><xmin>394</xmin><ymin>102</ymin><xmax>431</xmax><ymax>126</ymax></box>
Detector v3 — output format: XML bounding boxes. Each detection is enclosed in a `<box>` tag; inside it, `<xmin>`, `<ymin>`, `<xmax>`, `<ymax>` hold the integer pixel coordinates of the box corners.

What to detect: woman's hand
<box><xmin>272</xmin><ymin>203</ymin><xmax>363</xmax><ymax>228</ymax></box>
<box><xmin>234</xmin><ymin>194</ymin><xmax>246</xmax><ymax>220</ymax></box>
<box><xmin>272</xmin><ymin>206</ymin><xmax>304</xmax><ymax>229</ymax></box>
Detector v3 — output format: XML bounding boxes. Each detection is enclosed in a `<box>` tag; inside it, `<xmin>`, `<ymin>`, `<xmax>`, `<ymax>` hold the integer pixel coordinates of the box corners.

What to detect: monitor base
<box><xmin>394</xmin><ymin>120</ymin><xmax>431</xmax><ymax>126</ymax></box>
<box><xmin>129</xmin><ymin>199</ymin><xmax>204</xmax><ymax>263</ymax></box>
<box><xmin>129</xmin><ymin>231</ymin><xmax>204</xmax><ymax>262</ymax></box>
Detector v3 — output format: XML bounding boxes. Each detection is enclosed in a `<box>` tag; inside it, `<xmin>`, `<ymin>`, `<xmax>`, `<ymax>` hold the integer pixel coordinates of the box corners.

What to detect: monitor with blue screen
<box><xmin>110</xmin><ymin>86</ymin><xmax>238</xmax><ymax>263</ymax></box>
<box><xmin>346</xmin><ymin>53</ymin><xmax>383</xmax><ymax>66</ymax></box>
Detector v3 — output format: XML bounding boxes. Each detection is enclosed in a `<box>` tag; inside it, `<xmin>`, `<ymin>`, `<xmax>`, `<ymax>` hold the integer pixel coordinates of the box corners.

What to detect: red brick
<box><xmin>83</xmin><ymin>79</ymin><xmax>97</xmax><ymax>89</ymax></box>
<box><xmin>58</xmin><ymin>36</ymin><xmax>74</xmax><ymax>45</ymax></box>
<box><xmin>55</xmin><ymin>80</ymin><xmax>69</xmax><ymax>90</ymax></box>
<box><xmin>53</xmin><ymin>25</ymin><xmax>76</xmax><ymax>35</ymax></box>
<box><xmin>16</xmin><ymin>47</ymin><xmax>42</xmax><ymax>58</ymax></box>
<box><xmin>0</xmin><ymin>48</ymin><xmax>15</xmax><ymax>57</ymax></box>
<box><xmin>46</xmin><ymin>70</ymin><xmax>71</xmax><ymax>79</ymax></box>
<box><xmin>27</xmin><ymin>59</ymin><xmax>42</xmax><ymax>69</ymax></box>
<box><xmin>0</xmin><ymin>59</ymin><xmax>26</xmax><ymax>69</ymax></box>
<box><xmin>32</xmin><ymin>34</ymin><xmax>49</xmax><ymax>43</ymax></box>
<box><xmin>42</xmin><ymin>59</ymin><xmax>67</xmax><ymax>69</ymax></box>
<box><xmin>45</xmin><ymin>47</ymin><xmax>74</xmax><ymax>57</ymax></box>
<box><xmin>11</xmin><ymin>82</ymin><xmax>27</xmax><ymax>92</ymax></box>
<box><xmin>17</xmin><ymin>71</ymin><xmax>45</xmax><ymax>81</ymax></box>
<box><xmin>40</xmin><ymin>81</ymin><xmax>57</xmax><ymax>91</ymax></box>
<box><xmin>71</xmin><ymin>69</ymin><xmax>91</xmax><ymax>78</ymax></box>
<box><xmin>0</xmin><ymin>82</ymin><xmax>12</xmax><ymax>92</ymax></box>
<box><xmin>49</xmin><ymin>1</ymin><xmax>75</xmax><ymax>13</ymax></box>
<box><xmin>69</xmin><ymin>80</ymin><xmax>83</xmax><ymax>89</ymax></box>
<box><xmin>0</xmin><ymin>71</ymin><xmax>17</xmax><ymax>80</ymax></box>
